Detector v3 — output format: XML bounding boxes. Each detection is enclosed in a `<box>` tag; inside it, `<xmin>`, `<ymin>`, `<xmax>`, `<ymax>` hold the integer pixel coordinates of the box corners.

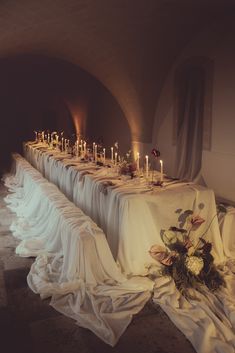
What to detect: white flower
<box><xmin>162</xmin><ymin>230</ymin><xmax>177</xmax><ymax>245</ymax></box>
<box><xmin>187</xmin><ymin>246</ymin><xmax>196</xmax><ymax>256</ymax></box>
<box><xmin>185</xmin><ymin>256</ymin><xmax>204</xmax><ymax>276</ymax></box>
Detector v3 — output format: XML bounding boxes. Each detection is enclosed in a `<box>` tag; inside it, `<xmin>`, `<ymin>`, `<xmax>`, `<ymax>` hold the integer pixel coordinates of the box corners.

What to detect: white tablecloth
<box><xmin>5</xmin><ymin>147</ymin><xmax>235</xmax><ymax>352</ymax></box>
<box><xmin>4</xmin><ymin>153</ymin><xmax>153</xmax><ymax>346</ymax></box>
<box><xmin>23</xmin><ymin>142</ymin><xmax>225</xmax><ymax>274</ymax></box>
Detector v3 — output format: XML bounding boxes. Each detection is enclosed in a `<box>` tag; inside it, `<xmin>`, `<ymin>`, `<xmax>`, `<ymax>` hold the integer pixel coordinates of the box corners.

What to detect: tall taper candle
<box><xmin>136</xmin><ymin>152</ymin><xmax>140</xmax><ymax>171</ymax></box>
<box><xmin>145</xmin><ymin>155</ymin><xmax>149</xmax><ymax>179</ymax></box>
<box><xmin>95</xmin><ymin>144</ymin><xmax>97</xmax><ymax>163</ymax></box>
<box><xmin>103</xmin><ymin>148</ymin><xmax>106</xmax><ymax>164</ymax></box>
<box><xmin>160</xmin><ymin>160</ymin><xmax>163</xmax><ymax>182</ymax></box>
<box><xmin>111</xmin><ymin>147</ymin><xmax>114</xmax><ymax>163</ymax></box>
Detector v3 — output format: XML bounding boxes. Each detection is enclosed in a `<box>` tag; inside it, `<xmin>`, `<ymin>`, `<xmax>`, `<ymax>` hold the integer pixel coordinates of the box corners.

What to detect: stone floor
<box><xmin>0</xmin><ymin>182</ymin><xmax>195</xmax><ymax>353</ymax></box>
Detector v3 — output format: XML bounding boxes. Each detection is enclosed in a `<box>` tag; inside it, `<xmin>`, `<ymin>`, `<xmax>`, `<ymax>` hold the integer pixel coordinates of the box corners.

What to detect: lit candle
<box><xmin>95</xmin><ymin>144</ymin><xmax>97</xmax><ymax>163</ymax></box>
<box><xmin>111</xmin><ymin>147</ymin><xmax>114</xmax><ymax>163</ymax></box>
<box><xmin>160</xmin><ymin>159</ymin><xmax>163</xmax><ymax>182</ymax></box>
<box><xmin>145</xmin><ymin>155</ymin><xmax>149</xmax><ymax>178</ymax></box>
<box><xmin>61</xmin><ymin>137</ymin><xmax>64</xmax><ymax>151</ymax></box>
<box><xmin>93</xmin><ymin>142</ymin><xmax>95</xmax><ymax>158</ymax></box>
<box><xmin>115</xmin><ymin>152</ymin><xmax>118</xmax><ymax>165</ymax></box>
<box><xmin>103</xmin><ymin>148</ymin><xmax>106</xmax><ymax>164</ymax></box>
<box><xmin>80</xmin><ymin>140</ymin><xmax>83</xmax><ymax>154</ymax></box>
<box><xmin>48</xmin><ymin>133</ymin><xmax>50</xmax><ymax>144</ymax></box>
<box><xmin>84</xmin><ymin>141</ymin><xmax>86</xmax><ymax>156</ymax></box>
<box><xmin>136</xmin><ymin>152</ymin><xmax>140</xmax><ymax>171</ymax></box>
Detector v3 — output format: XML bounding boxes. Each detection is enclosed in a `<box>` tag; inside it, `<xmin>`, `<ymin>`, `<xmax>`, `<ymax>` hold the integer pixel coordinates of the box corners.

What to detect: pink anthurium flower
<box><xmin>188</xmin><ymin>215</ymin><xmax>205</xmax><ymax>231</ymax></box>
<box><xmin>149</xmin><ymin>245</ymin><xmax>177</xmax><ymax>266</ymax></box>
<box><xmin>161</xmin><ymin>251</ymin><xmax>178</xmax><ymax>266</ymax></box>
<box><xmin>149</xmin><ymin>245</ymin><xmax>168</xmax><ymax>262</ymax></box>
<box><xmin>183</xmin><ymin>236</ymin><xmax>193</xmax><ymax>249</ymax></box>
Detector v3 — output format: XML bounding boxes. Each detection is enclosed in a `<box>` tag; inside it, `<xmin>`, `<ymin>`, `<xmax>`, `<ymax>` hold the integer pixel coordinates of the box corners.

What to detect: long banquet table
<box><xmin>23</xmin><ymin>141</ymin><xmax>225</xmax><ymax>275</ymax></box>
<box><xmin>5</xmin><ymin>153</ymin><xmax>155</xmax><ymax>346</ymax></box>
<box><xmin>5</xmin><ymin>142</ymin><xmax>235</xmax><ymax>353</ymax></box>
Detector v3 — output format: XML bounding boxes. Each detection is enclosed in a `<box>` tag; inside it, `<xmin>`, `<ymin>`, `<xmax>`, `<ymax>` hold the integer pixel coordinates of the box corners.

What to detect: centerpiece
<box><xmin>118</xmin><ymin>150</ymin><xmax>137</xmax><ymax>178</ymax></box>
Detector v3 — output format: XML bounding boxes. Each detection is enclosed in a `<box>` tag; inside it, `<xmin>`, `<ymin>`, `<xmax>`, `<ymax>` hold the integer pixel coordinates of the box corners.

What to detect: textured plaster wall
<box><xmin>0</xmin><ymin>54</ymin><xmax>131</xmax><ymax>174</ymax></box>
<box><xmin>0</xmin><ymin>0</ymin><xmax>232</xmax><ymax>143</ymax></box>
<box><xmin>0</xmin><ymin>52</ymin><xmax>133</xmax><ymax>169</ymax></box>
<box><xmin>0</xmin><ymin>1</ymin><xmax>234</xmax><ymax>174</ymax></box>
<box><xmin>152</xmin><ymin>18</ymin><xmax>235</xmax><ymax>202</ymax></box>
<box><xmin>86</xmin><ymin>85</ymin><xmax>131</xmax><ymax>156</ymax></box>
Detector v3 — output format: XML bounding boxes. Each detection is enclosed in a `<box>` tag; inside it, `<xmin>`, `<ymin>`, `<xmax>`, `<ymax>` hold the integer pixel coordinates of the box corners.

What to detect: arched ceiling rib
<box><xmin>0</xmin><ymin>0</ymin><xmax>234</xmax><ymax>141</ymax></box>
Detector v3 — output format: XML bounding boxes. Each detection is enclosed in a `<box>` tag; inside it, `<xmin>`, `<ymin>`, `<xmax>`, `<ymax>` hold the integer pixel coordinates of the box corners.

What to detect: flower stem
<box><xmin>193</xmin><ymin>213</ymin><xmax>218</xmax><ymax>252</ymax></box>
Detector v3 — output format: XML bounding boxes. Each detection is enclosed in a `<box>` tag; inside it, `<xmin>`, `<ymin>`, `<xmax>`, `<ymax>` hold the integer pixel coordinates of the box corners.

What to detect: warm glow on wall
<box><xmin>73</xmin><ymin>114</ymin><xmax>81</xmax><ymax>136</ymax></box>
<box><xmin>66</xmin><ymin>98</ymin><xmax>89</xmax><ymax>137</ymax></box>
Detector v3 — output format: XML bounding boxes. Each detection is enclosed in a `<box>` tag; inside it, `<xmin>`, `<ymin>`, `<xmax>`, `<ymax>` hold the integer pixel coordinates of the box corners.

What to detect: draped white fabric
<box><xmin>219</xmin><ymin>207</ymin><xmax>235</xmax><ymax>259</ymax></box>
<box><xmin>5</xmin><ymin>147</ymin><xmax>235</xmax><ymax>352</ymax></box>
<box><xmin>4</xmin><ymin>153</ymin><xmax>153</xmax><ymax>346</ymax></box>
<box><xmin>23</xmin><ymin>142</ymin><xmax>225</xmax><ymax>274</ymax></box>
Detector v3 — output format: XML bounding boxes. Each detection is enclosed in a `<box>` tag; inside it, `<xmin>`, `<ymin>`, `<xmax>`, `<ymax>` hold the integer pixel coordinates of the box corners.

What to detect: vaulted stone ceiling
<box><xmin>0</xmin><ymin>0</ymin><xmax>234</xmax><ymax>142</ymax></box>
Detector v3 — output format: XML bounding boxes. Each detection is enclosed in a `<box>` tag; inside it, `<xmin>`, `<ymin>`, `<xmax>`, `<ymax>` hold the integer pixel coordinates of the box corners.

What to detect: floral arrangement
<box><xmin>149</xmin><ymin>204</ymin><xmax>226</xmax><ymax>298</ymax></box>
<box><xmin>151</xmin><ymin>148</ymin><xmax>160</xmax><ymax>158</ymax></box>
<box><xmin>119</xmin><ymin>150</ymin><xmax>137</xmax><ymax>178</ymax></box>
<box><xmin>119</xmin><ymin>160</ymin><xmax>137</xmax><ymax>178</ymax></box>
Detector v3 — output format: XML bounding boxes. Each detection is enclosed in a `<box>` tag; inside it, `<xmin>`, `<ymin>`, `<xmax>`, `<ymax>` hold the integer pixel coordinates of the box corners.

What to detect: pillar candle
<box><xmin>115</xmin><ymin>152</ymin><xmax>118</xmax><ymax>165</ymax></box>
